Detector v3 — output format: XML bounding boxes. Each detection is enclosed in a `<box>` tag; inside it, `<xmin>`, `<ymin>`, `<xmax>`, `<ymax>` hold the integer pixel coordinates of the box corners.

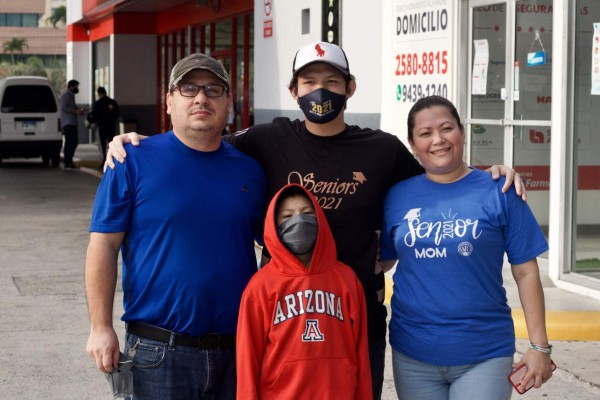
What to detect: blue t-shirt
<box><xmin>90</xmin><ymin>132</ymin><xmax>266</xmax><ymax>336</ymax></box>
<box><xmin>381</xmin><ymin>169</ymin><xmax>548</xmax><ymax>365</ymax></box>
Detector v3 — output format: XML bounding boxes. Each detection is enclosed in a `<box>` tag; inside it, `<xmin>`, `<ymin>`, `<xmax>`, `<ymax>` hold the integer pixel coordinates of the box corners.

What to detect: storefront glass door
<box><xmin>573</xmin><ymin>0</ymin><xmax>600</xmax><ymax>280</ymax></box>
<box><xmin>466</xmin><ymin>0</ymin><xmax>552</xmax><ymax>233</ymax></box>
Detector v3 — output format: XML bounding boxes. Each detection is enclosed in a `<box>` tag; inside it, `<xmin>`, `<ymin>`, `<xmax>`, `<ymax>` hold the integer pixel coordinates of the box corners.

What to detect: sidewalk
<box><xmin>70</xmin><ymin>142</ymin><xmax>104</xmax><ymax>177</ymax></box>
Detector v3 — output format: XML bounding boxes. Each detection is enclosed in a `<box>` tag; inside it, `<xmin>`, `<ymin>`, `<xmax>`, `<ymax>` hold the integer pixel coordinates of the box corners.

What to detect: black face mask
<box><xmin>70</xmin><ymin>87</ymin><xmax>79</xmax><ymax>94</ymax></box>
<box><xmin>277</xmin><ymin>214</ymin><xmax>318</xmax><ymax>255</ymax></box>
<box><xmin>298</xmin><ymin>88</ymin><xmax>346</xmax><ymax>124</ymax></box>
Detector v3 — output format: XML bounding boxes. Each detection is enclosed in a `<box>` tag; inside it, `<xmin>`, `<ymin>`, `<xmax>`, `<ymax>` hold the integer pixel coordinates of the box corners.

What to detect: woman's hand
<box><xmin>512</xmin><ymin>348</ymin><xmax>554</xmax><ymax>391</ymax></box>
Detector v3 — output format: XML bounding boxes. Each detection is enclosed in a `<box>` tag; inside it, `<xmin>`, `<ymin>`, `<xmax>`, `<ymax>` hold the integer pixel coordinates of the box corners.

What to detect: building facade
<box><xmin>67</xmin><ymin>0</ymin><xmax>600</xmax><ymax>299</ymax></box>
<box><xmin>0</xmin><ymin>0</ymin><xmax>66</xmax><ymax>64</ymax></box>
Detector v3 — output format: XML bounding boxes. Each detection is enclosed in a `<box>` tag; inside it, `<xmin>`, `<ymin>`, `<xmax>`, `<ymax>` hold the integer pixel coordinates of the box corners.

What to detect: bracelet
<box><xmin>529</xmin><ymin>342</ymin><xmax>552</xmax><ymax>355</ymax></box>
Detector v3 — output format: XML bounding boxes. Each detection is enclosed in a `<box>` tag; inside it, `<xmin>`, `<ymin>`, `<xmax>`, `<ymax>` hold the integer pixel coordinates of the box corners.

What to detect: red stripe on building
<box><xmin>88</xmin><ymin>17</ymin><xmax>114</xmax><ymax>41</ymax></box>
<box><xmin>476</xmin><ymin>165</ymin><xmax>600</xmax><ymax>190</ymax></box>
<box><xmin>578</xmin><ymin>166</ymin><xmax>600</xmax><ymax>190</ymax></box>
<box><xmin>67</xmin><ymin>24</ymin><xmax>89</xmax><ymax>41</ymax></box>
<box><xmin>155</xmin><ymin>0</ymin><xmax>252</xmax><ymax>34</ymax></box>
<box><xmin>113</xmin><ymin>13</ymin><xmax>157</xmax><ymax>35</ymax></box>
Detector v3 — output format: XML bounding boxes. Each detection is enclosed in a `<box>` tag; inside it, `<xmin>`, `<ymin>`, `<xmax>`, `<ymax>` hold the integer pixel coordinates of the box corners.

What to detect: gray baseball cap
<box><xmin>168</xmin><ymin>53</ymin><xmax>230</xmax><ymax>92</ymax></box>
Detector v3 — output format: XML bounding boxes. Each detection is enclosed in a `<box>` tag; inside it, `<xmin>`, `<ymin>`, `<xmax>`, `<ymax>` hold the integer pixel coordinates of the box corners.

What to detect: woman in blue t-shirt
<box><xmin>380</xmin><ymin>96</ymin><xmax>554</xmax><ymax>400</ymax></box>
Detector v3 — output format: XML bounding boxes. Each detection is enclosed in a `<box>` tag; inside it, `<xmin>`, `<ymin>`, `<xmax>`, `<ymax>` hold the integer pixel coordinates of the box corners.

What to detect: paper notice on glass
<box><xmin>592</xmin><ymin>23</ymin><xmax>600</xmax><ymax>95</ymax></box>
<box><xmin>472</xmin><ymin>39</ymin><xmax>489</xmax><ymax>95</ymax></box>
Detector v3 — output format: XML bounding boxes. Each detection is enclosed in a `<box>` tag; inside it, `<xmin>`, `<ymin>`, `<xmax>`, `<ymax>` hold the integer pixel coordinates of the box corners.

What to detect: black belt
<box><xmin>126</xmin><ymin>322</ymin><xmax>235</xmax><ymax>350</ymax></box>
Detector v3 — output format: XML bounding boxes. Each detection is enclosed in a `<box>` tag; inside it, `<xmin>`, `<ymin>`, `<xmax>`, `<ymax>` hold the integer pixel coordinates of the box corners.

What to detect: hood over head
<box><xmin>264</xmin><ymin>184</ymin><xmax>338</xmax><ymax>275</ymax></box>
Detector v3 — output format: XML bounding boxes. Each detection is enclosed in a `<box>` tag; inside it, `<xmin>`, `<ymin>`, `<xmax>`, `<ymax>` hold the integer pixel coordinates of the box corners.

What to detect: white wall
<box><xmin>66</xmin><ymin>40</ymin><xmax>92</xmax><ymax>104</ymax></box>
<box><xmin>254</xmin><ymin>0</ymin><xmax>309</xmax><ymax>112</ymax></box>
<box><xmin>380</xmin><ymin>0</ymin><xmax>457</xmax><ymax>144</ymax></box>
<box><xmin>339</xmin><ymin>2</ymin><xmax>383</xmax><ymax>115</ymax></box>
<box><xmin>66</xmin><ymin>0</ymin><xmax>82</xmax><ymax>25</ymax></box>
<box><xmin>253</xmin><ymin>0</ymin><xmax>384</xmax><ymax>119</ymax></box>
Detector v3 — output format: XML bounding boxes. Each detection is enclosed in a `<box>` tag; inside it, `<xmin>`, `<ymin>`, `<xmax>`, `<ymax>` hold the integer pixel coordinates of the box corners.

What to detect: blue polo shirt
<box><xmin>90</xmin><ymin>131</ymin><xmax>266</xmax><ymax>336</ymax></box>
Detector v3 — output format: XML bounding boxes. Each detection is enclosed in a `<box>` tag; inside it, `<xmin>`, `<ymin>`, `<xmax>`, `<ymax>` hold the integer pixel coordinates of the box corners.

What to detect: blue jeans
<box><xmin>392</xmin><ymin>349</ymin><xmax>513</xmax><ymax>400</ymax></box>
<box><xmin>124</xmin><ymin>333</ymin><xmax>236</xmax><ymax>400</ymax></box>
<box><xmin>369</xmin><ymin>337</ymin><xmax>386</xmax><ymax>400</ymax></box>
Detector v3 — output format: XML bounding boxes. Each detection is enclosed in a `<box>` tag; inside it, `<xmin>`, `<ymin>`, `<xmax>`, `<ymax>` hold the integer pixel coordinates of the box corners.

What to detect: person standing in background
<box><xmin>88</xmin><ymin>86</ymin><xmax>120</xmax><ymax>162</ymax></box>
<box><xmin>60</xmin><ymin>79</ymin><xmax>83</xmax><ymax>169</ymax></box>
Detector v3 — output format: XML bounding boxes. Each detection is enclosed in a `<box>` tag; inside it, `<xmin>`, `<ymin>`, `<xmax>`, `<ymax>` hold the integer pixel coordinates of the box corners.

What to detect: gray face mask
<box><xmin>277</xmin><ymin>214</ymin><xmax>318</xmax><ymax>255</ymax></box>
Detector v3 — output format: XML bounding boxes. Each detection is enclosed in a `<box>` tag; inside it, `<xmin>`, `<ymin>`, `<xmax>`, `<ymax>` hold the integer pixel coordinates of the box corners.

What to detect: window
<box><xmin>6</xmin><ymin>14</ymin><xmax>21</xmax><ymax>26</ymax></box>
<box><xmin>22</xmin><ymin>14</ymin><xmax>38</xmax><ymax>27</ymax></box>
<box><xmin>0</xmin><ymin>13</ymin><xmax>40</xmax><ymax>27</ymax></box>
<box><xmin>1</xmin><ymin>85</ymin><xmax>58</xmax><ymax>113</ymax></box>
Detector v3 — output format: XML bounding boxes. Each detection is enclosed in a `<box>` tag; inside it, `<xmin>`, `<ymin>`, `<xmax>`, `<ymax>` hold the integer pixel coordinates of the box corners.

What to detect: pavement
<box><xmin>0</xmin><ymin>143</ymin><xmax>599</xmax><ymax>399</ymax></box>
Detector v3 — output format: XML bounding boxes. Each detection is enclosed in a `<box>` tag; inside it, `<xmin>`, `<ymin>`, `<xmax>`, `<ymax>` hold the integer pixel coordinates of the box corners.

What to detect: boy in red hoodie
<box><xmin>236</xmin><ymin>184</ymin><xmax>372</xmax><ymax>399</ymax></box>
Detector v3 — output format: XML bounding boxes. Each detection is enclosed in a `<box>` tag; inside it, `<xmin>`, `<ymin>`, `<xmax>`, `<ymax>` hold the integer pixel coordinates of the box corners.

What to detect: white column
<box><xmin>548</xmin><ymin>0</ymin><xmax>571</xmax><ymax>284</ymax></box>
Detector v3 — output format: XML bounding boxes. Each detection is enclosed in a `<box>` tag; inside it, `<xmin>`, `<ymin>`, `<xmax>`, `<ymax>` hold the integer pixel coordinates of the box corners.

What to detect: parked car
<box><xmin>0</xmin><ymin>76</ymin><xmax>62</xmax><ymax>166</ymax></box>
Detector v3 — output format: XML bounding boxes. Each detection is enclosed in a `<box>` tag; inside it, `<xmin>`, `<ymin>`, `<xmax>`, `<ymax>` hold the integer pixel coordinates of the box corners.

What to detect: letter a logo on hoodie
<box><xmin>302</xmin><ymin>319</ymin><xmax>325</xmax><ymax>342</ymax></box>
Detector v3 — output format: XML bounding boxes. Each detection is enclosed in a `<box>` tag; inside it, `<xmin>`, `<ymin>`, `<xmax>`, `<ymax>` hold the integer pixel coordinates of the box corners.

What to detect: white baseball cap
<box><xmin>292</xmin><ymin>42</ymin><xmax>350</xmax><ymax>76</ymax></box>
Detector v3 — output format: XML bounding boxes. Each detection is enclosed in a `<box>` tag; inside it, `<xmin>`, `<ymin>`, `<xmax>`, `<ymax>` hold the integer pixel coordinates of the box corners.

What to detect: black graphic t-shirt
<box><xmin>227</xmin><ymin>117</ymin><xmax>424</xmax><ymax>340</ymax></box>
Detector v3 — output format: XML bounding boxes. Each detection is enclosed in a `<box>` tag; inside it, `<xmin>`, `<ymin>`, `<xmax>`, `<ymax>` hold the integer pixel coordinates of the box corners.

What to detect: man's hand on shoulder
<box><xmin>487</xmin><ymin>165</ymin><xmax>527</xmax><ymax>201</ymax></box>
<box><xmin>104</xmin><ymin>132</ymin><xmax>147</xmax><ymax>171</ymax></box>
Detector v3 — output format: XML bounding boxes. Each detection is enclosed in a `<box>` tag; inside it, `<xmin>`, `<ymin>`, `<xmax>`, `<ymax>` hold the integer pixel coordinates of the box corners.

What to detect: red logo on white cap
<box><xmin>315</xmin><ymin>44</ymin><xmax>325</xmax><ymax>57</ymax></box>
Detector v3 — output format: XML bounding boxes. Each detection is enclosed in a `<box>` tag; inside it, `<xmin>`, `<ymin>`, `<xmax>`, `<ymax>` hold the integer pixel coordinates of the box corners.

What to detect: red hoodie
<box><xmin>236</xmin><ymin>184</ymin><xmax>372</xmax><ymax>400</ymax></box>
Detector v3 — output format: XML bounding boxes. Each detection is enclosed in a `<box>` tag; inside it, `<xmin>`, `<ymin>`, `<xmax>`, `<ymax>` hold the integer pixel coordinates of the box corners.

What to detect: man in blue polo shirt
<box><xmin>84</xmin><ymin>54</ymin><xmax>266</xmax><ymax>399</ymax></box>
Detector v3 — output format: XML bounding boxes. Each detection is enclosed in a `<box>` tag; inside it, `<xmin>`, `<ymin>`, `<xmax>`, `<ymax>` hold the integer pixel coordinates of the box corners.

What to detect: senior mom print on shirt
<box><xmin>402</xmin><ymin>208</ymin><xmax>482</xmax><ymax>259</ymax></box>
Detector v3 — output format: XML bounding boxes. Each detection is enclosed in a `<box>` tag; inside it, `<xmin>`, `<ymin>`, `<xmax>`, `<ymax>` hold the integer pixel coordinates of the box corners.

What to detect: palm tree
<box><xmin>3</xmin><ymin>38</ymin><xmax>28</xmax><ymax>64</ymax></box>
<box><xmin>47</xmin><ymin>6</ymin><xmax>66</xmax><ymax>28</ymax></box>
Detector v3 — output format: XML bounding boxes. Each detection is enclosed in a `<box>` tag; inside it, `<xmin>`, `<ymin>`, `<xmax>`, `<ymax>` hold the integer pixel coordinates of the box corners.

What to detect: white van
<box><xmin>0</xmin><ymin>76</ymin><xmax>62</xmax><ymax>166</ymax></box>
